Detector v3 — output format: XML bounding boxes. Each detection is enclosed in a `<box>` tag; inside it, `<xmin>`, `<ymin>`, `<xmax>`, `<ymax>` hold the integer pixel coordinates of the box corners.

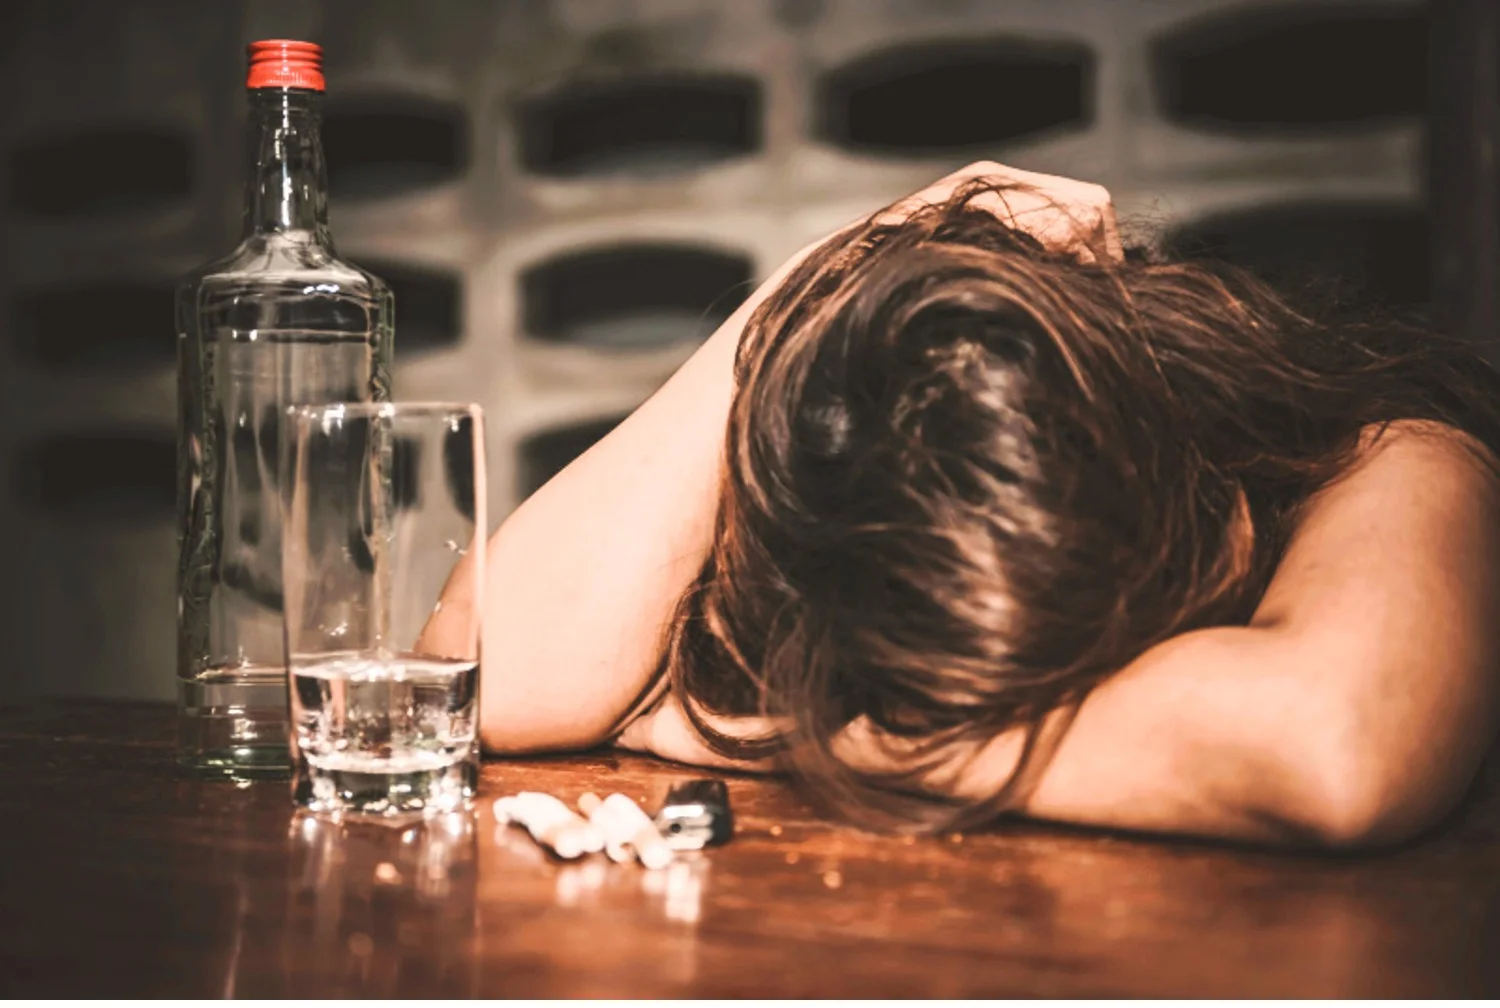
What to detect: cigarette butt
<box><xmin>496</xmin><ymin>791</ymin><xmax>604</xmax><ymax>860</ymax></box>
<box><xmin>551</xmin><ymin>821</ymin><xmax>604</xmax><ymax>859</ymax></box>
<box><xmin>581</xmin><ymin>792</ymin><xmax>675</xmax><ymax>869</ymax></box>
<box><xmin>632</xmin><ymin>825</ymin><xmax>674</xmax><ymax>871</ymax></box>
<box><xmin>600</xmin><ymin>793</ymin><xmax>674</xmax><ymax>871</ymax></box>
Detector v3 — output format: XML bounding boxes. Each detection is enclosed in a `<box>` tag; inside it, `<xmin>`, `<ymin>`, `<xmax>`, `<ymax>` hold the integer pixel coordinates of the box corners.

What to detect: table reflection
<box><xmin>225</xmin><ymin>807</ymin><xmax>482</xmax><ymax>997</ymax></box>
<box><xmin>551</xmin><ymin>849</ymin><xmax>710</xmax><ymax>925</ymax></box>
<box><xmin>483</xmin><ymin>807</ymin><xmax>709</xmax><ymax>992</ymax></box>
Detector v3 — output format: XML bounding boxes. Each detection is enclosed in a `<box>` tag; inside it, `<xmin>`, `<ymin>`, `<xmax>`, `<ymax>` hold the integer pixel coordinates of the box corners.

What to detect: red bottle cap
<box><xmin>246</xmin><ymin>39</ymin><xmax>324</xmax><ymax>91</ymax></box>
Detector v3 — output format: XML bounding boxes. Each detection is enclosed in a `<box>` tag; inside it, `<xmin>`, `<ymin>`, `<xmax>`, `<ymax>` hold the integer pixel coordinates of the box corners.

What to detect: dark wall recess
<box><xmin>521</xmin><ymin>245</ymin><xmax>752</xmax><ymax>348</ymax></box>
<box><xmin>324</xmin><ymin>95</ymin><xmax>467</xmax><ymax>199</ymax></box>
<box><xmin>1169</xmin><ymin>202</ymin><xmax>1429</xmax><ymax>312</ymax></box>
<box><xmin>14</xmin><ymin>283</ymin><xmax>175</xmax><ymax>371</ymax></box>
<box><xmin>8</xmin><ymin>126</ymin><xmax>193</xmax><ymax>219</ymax></box>
<box><xmin>817</xmin><ymin>39</ymin><xmax>1094</xmax><ymax>153</ymax></box>
<box><xmin>1152</xmin><ymin>4</ymin><xmax>1427</xmax><ymax>131</ymax></box>
<box><xmin>8</xmin><ymin>128</ymin><xmax>193</xmax><ymax>218</ymax></box>
<box><xmin>517</xmin><ymin>75</ymin><xmax>762</xmax><ymax>176</ymax></box>
<box><xmin>16</xmin><ymin>432</ymin><xmax>176</xmax><ymax>527</ymax></box>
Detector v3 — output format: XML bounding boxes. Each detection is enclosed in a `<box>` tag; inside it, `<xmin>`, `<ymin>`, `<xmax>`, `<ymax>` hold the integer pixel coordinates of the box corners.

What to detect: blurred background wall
<box><xmin>0</xmin><ymin>0</ymin><xmax>1486</xmax><ymax>703</ymax></box>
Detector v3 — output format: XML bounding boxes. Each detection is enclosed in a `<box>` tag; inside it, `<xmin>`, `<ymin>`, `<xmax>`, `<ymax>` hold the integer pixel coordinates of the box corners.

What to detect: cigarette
<box><xmin>583</xmin><ymin>792</ymin><xmax>675</xmax><ymax>870</ymax></box>
<box><xmin>495</xmin><ymin>791</ymin><xmax>605</xmax><ymax>859</ymax></box>
<box><xmin>576</xmin><ymin>792</ymin><xmax>634</xmax><ymax>862</ymax></box>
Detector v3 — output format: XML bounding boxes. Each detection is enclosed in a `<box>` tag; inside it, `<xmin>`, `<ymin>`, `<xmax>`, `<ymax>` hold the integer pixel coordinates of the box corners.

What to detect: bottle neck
<box><xmin>243</xmin><ymin>88</ymin><xmax>331</xmax><ymax>241</ymax></box>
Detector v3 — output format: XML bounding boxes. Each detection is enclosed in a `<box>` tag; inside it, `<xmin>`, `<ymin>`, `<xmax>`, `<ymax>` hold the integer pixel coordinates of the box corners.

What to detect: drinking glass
<box><xmin>281</xmin><ymin>402</ymin><xmax>485</xmax><ymax>816</ymax></box>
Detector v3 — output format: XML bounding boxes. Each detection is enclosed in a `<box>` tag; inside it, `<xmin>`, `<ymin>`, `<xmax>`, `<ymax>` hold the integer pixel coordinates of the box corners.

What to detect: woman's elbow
<box><xmin>1297</xmin><ymin>782</ymin><xmax>1422</xmax><ymax>851</ymax></box>
<box><xmin>1294</xmin><ymin>721</ymin><xmax>1489</xmax><ymax>850</ymax></box>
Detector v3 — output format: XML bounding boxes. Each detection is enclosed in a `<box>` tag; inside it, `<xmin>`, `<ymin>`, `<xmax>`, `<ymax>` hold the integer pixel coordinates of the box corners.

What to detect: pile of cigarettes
<box><xmin>495</xmin><ymin>791</ymin><xmax>677</xmax><ymax>869</ymax></box>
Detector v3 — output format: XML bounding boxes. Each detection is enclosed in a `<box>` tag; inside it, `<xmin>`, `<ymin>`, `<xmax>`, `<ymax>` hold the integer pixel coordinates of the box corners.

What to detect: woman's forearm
<box><xmin>998</xmin><ymin>425</ymin><xmax>1500</xmax><ymax>848</ymax></box>
<box><xmin>615</xmin><ymin>621</ymin><xmax>1336</xmax><ymax>841</ymax></box>
<box><xmin>476</xmin><ymin>322</ymin><xmax>734</xmax><ymax>752</ymax></box>
<box><xmin>476</xmin><ymin>240</ymin><xmax>831</xmax><ymax>754</ymax></box>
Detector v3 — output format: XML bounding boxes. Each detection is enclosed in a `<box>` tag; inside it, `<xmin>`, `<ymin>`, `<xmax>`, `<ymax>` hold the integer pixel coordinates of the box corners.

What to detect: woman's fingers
<box><xmin>885</xmin><ymin>160</ymin><xmax>1122</xmax><ymax>263</ymax></box>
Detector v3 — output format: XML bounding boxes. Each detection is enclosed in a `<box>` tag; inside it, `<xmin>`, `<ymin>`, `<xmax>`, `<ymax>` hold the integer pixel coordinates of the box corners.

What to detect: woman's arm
<box><xmin>1017</xmin><ymin>423</ymin><xmax>1500</xmax><ymax>847</ymax></box>
<box><xmin>475</xmin><ymin>298</ymin><xmax>736</xmax><ymax>753</ymax></box>
<box><xmin>625</xmin><ymin>423</ymin><xmax>1500</xmax><ymax>848</ymax></box>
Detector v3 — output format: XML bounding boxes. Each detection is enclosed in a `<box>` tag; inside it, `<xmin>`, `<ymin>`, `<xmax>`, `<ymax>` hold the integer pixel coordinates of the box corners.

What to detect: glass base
<box><xmin>293</xmin><ymin>756</ymin><xmax>477</xmax><ymax>817</ymax></box>
<box><xmin>177</xmin><ymin>667</ymin><xmax>292</xmax><ymax>779</ymax></box>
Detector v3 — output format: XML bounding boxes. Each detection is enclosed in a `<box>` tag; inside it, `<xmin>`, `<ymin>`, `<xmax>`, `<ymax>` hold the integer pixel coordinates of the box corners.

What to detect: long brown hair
<box><xmin>658</xmin><ymin>180</ymin><xmax>1500</xmax><ymax>832</ymax></box>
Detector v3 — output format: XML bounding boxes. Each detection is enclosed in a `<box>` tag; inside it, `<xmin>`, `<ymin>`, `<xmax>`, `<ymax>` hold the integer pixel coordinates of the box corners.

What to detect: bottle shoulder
<box><xmin>178</xmin><ymin>233</ymin><xmax>390</xmax><ymax>299</ymax></box>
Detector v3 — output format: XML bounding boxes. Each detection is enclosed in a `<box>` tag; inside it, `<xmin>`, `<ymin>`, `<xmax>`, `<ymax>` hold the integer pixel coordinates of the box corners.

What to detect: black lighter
<box><xmin>654</xmin><ymin>778</ymin><xmax>734</xmax><ymax>851</ymax></box>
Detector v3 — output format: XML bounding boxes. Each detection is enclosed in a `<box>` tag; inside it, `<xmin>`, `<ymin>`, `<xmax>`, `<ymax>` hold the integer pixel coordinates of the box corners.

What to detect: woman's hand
<box><xmin>881</xmin><ymin>160</ymin><xmax>1123</xmax><ymax>262</ymax></box>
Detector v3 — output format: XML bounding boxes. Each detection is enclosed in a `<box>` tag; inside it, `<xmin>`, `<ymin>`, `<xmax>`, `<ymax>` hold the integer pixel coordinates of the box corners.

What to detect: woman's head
<box><xmin>661</xmin><ymin>180</ymin><xmax>1500</xmax><ymax>831</ymax></box>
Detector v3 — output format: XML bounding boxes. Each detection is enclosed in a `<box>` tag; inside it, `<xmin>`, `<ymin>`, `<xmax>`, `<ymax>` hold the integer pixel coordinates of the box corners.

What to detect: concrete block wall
<box><xmin>0</xmin><ymin>0</ymin><xmax>1429</xmax><ymax>700</ymax></box>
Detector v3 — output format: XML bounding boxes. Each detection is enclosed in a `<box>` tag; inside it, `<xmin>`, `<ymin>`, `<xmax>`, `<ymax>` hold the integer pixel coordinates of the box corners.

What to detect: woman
<box><xmin>470</xmin><ymin>162</ymin><xmax>1500</xmax><ymax>847</ymax></box>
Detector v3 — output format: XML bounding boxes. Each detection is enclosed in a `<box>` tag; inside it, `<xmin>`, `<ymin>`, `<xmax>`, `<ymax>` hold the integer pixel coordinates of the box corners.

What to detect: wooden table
<box><xmin>1</xmin><ymin>702</ymin><xmax>1497</xmax><ymax>997</ymax></box>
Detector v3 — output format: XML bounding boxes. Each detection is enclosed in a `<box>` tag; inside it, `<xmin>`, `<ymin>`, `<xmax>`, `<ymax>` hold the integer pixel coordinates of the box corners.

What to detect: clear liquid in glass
<box><xmin>290</xmin><ymin>652</ymin><xmax>479</xmax><ymax>816</ymax></box>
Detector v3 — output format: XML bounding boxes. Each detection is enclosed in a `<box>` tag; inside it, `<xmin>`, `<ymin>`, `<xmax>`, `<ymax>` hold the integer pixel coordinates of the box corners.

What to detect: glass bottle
<box><xmin>176</xmin><ymin>40</ymin><xmax>393</xmax><ymax>776</ymax></box>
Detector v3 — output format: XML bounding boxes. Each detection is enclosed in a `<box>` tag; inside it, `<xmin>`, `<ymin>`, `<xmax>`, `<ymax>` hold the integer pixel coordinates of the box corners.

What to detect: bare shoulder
<box><xmin>1296</xmin><ymin>418</ymin><xmax>1500</xmax><ymax>569</ymax></box>
<box><xmin>1353</xmin><ymin>418</ymin><xmax>1499</xmax><ymax>482</ymax></box>
<box><xmin>1293</xmin><ymin>418</ymin><xmax>1499</xmax><ymax>547</ymax></box>
<box><xmin>1254</xmin><ymin>418</ymin><xmax>1500</xmax><ymax>634</ymax></box>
